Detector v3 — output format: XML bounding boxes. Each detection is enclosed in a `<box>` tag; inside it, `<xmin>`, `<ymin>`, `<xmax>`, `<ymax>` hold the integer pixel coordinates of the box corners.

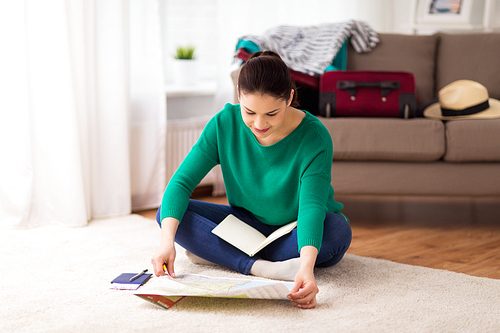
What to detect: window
<box><xmin>159</xmin><ymin>0</ymin><xmax>218</xmax><ymax>83</ymax></box>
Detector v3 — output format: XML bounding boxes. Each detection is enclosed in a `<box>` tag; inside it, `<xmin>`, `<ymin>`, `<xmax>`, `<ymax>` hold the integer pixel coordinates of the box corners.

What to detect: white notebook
<box><xmin>211</xmin><ymin>214</ymin><xmax>297</xmax><ymax>257</ymax></box>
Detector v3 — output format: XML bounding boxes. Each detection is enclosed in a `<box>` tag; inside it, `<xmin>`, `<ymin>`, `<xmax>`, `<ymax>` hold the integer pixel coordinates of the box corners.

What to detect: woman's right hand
<box><xmin>151</xmin><ymin>217</ymin><xmax>180</xmax><ymax>277</ymax></box>
<box><xmin>151</xmin><ymin>243</ymin><xmax>176</xmax><ymax>277</ymax></box>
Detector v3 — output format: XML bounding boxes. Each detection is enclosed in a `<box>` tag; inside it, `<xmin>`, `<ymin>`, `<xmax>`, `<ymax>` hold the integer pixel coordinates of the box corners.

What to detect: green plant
<box><xmin>175</xmin><ymin>45</ymin><xmax>196</xmax><ymax>60</ymax></box>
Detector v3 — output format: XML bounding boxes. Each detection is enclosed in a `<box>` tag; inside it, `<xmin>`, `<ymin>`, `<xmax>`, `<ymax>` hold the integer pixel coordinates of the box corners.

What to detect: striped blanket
<box><xmin>237</xmin><ymin>20</ymin><xmax>379</xmax><ymax>76</ymax></box>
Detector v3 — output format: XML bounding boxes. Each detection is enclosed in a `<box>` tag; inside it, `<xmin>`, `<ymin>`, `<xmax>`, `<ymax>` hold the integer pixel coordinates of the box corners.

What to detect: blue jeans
<box><xmin>156</xmin><ymin>199</ymin><xmax>352</xmax><ymax>275</ymax></box>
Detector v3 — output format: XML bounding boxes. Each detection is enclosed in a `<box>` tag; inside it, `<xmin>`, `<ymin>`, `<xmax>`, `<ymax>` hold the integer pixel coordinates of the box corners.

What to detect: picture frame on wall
<box><xmin>416</xmin><ymin>0</ymin><xmax>485</xmax><ymax>24</ymax></box>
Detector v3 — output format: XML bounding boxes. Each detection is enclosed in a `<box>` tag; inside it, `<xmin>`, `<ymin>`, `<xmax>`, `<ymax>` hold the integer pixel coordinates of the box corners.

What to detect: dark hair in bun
<box><xmin>238</xmin><ymin>51</ymin><xmax>299</xmax><ymax>107</ymax></box>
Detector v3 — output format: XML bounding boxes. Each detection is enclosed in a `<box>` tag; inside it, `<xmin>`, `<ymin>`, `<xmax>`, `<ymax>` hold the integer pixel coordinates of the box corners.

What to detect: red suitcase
<box><xmin>319</xmin><ymin>71</ymin><xmax>417</xmax><ymax>118</ymax></box>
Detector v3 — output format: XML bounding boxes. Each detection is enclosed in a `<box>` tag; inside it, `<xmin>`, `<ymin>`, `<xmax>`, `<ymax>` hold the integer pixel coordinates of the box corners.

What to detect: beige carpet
<box><xmin>1</xmin><ymin>214</ymin><xmax>499</xmax><ymax>333</ymax></box>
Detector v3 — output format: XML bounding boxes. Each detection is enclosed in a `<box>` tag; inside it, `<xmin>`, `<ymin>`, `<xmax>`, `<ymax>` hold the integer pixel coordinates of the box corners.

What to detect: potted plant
<box><xmin>175</xmin><ymin>45</ymin><xmax>196</xmax><ymax>60</ymax></box>
<box><xmin>173</xmin><ymin>45</ymin><xmax>199</xmax><ymax>86</ymax></box>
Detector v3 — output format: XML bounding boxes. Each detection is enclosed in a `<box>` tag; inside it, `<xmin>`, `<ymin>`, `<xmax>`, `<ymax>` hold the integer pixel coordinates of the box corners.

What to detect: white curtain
<box><xmin>0</xmin><ymin>0</ymin><xmax>166</xmax><ymax>229</ymax></box>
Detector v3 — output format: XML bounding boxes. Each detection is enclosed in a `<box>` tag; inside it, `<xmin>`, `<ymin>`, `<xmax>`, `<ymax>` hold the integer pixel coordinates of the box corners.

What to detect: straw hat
<box><xmin>424</xmin><ymin>80</ymin><xmax>500</xmax><ymax>120</ymax></box>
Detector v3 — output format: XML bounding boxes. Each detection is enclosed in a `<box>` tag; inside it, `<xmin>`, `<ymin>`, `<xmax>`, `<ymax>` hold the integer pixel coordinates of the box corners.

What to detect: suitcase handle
<box><xmin>337</xmin><ymin>80</ymin><xmax>401</xmax><ymax>97</ymax></box>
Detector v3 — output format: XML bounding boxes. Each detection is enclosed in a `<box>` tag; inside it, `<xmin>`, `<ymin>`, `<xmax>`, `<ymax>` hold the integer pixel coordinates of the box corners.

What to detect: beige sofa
<box><xmin>233</xmin><ymin>32</ymin><xmax>500</xmax><ymax>197</ymax></box>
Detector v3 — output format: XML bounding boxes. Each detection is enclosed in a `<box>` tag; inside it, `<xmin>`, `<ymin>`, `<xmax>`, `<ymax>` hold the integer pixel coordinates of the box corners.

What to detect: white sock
<box><xmin>185</xmin><ymin>250</ymin><xmax>218</xmax><ymax>266</ymax></box>
<box><xmin>249</xmin><ymin>258</ymin><xmax>301</xmax><ymax>281</ymax></box>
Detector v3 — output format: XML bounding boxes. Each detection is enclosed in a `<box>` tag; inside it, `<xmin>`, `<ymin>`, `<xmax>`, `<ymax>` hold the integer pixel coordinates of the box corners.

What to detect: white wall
<box><xmin>159</xmin><ymin>0</ymin><xmax>218</xmax><ymax>82</ymax></box>
<box><xmin>159</xmin><ymin>0</ymin><xmax>415</xmax><ymax>84</ymax></box>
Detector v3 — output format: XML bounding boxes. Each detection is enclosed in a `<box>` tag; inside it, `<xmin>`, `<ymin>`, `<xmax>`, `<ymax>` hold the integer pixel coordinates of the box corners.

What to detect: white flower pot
<box><xmin>173</xmin><ymin>59</ymin><xmax>200</xmax><ymax>86</ymax></box>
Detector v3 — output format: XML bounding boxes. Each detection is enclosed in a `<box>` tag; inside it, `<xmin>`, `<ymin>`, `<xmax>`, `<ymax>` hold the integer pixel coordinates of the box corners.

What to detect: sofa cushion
<box><xmin>436</xmin><ymin>33</ymin><xmax>500</xmax><ymax>102</ymax></box>
<box><xmin>320</xmin><ymin>117</ymin><xmax>445</xmax><ymax>162</ymax></box>
<box><xmin>331</xmin><ymin>161</ymin><xmax>500</xmax><ymax>196</ymax></box>
<box><xmin>444</xmin><ymin>119</ymin><xmax>500</xmax><ymax>162</ymax></box>
<box><xmin>347</xmin><ymin>33</ymin><xmax>438</xmax><ymax>113</ymax></box>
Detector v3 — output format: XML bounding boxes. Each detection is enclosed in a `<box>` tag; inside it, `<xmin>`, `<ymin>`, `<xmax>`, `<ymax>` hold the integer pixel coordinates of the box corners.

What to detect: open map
<box><xmin>134</xmin><ymin>274</ymin><xmax>294</xmax><ymax>309</ymax></box>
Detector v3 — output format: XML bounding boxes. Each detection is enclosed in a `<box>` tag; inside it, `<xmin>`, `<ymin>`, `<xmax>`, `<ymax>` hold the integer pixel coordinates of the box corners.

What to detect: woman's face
<box><xmin>239</xmin><ymin>91</ymin><xmax>292</xmax><ymax>143</ymax></box>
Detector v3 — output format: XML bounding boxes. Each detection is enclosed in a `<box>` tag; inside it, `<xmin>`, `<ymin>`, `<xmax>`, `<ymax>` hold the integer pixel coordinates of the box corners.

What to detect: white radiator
<box><xmin>166</xmin><ymin>117</ymin><xmax>225</xmax><ymax>195</ymax></box>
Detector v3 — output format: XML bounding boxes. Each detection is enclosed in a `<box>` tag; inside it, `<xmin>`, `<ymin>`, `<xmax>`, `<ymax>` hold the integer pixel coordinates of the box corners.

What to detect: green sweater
<box><xmin>160</xmin><ymin>103</ymin><xmax>344</xmax><ymax>252</ymax></box>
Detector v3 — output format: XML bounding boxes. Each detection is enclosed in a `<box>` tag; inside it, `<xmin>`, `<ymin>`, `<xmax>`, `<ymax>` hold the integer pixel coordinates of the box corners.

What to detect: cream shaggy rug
<box><xmin>1</xmin><ymin>214</ymin><xmax>499</xmax><ymax>333</ymax></box>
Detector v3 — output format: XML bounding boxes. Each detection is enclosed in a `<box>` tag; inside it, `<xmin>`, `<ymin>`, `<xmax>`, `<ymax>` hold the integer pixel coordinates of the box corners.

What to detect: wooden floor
<box><xmin>136</xmin><ymin>193</ymin><xmax>500</xmax><ymax>279</ymax></box>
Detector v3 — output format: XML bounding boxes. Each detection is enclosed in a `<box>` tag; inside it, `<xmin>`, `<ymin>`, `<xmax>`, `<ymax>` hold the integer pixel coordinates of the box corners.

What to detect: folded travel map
<box><xmin>135</xmin><ymin>273</ymin><xmax>295</xmax><ymax>309</ymax></box>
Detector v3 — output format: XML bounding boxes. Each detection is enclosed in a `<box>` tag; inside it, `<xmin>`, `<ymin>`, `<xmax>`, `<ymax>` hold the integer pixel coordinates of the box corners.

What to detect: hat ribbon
<box><xmin>441</xmin><ymin>100</ymin><xmax>489</xmax><ymax>117</ymax></box>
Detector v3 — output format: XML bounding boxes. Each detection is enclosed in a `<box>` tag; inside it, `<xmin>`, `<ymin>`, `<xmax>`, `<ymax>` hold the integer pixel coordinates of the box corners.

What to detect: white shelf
<box><xmin>165</xmin><ymin>80</ymin><xmax>217</xmax><ymax>98</ymax></box>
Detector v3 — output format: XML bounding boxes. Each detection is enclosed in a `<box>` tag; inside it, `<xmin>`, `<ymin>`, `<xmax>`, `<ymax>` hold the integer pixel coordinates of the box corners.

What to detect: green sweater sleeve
<box><xmin>296</xmin><ymin>133</ymin><xmax>334</xmax><ymax>252</ymax></box>
<box><xmin>160</xmin><ymin>118</ymin><xmax>219</xmax><ymax>222</ymax></box>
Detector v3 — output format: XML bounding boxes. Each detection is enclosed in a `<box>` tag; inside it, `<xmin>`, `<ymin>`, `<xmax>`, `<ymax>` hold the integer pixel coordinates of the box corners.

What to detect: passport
<box><xmin>110</xmin><ymin>273</ymin><xmax>152</xmax><ymax>290</ymax></box>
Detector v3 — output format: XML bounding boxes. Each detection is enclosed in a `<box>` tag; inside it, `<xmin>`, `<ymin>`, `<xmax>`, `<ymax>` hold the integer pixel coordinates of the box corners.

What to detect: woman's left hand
<box><xmin>287</xmin><ymin>245</ymin><xmax>319</xmax><ymax>309</ymax></box>
<box><xmin>288</xmin><ymin>268</ymin><xmax>319</xmax><ymax>309</ymax></box>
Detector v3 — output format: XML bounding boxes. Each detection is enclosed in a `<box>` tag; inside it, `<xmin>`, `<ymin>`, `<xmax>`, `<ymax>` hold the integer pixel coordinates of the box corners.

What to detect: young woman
<box><xmin>151</xmin><ymin>51</ymin><xmax>352</xmax><ymax>309</ymax></box>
